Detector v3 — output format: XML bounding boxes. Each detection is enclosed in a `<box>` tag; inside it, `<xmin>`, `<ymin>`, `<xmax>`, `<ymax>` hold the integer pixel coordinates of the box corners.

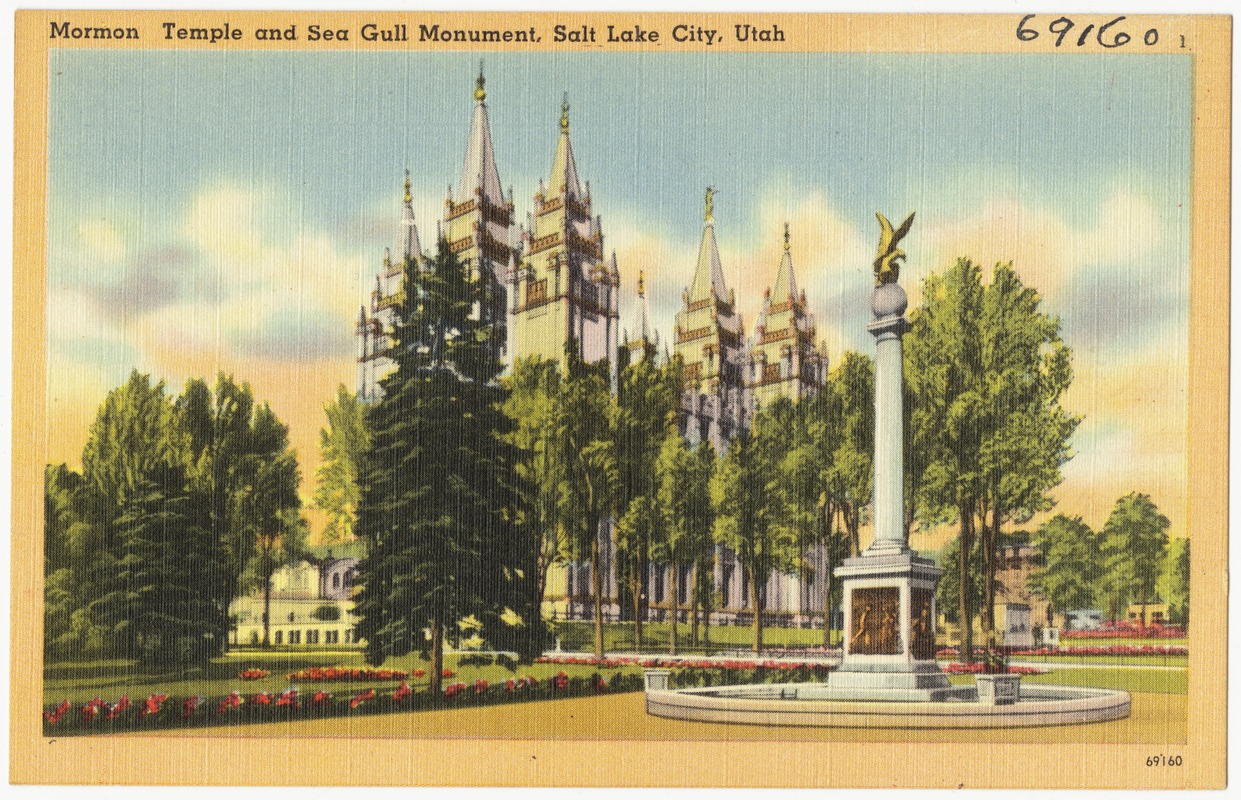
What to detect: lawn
<box><xmin>42</xmin><ymin>649</ymin><xmax>643</xmax><ymax>708</ymax></box>
<box><xmin>945</xmin><ymin>666</ymin><xmax>1187</xmax><ymax>695</ymax></box>
<box><xmin>155</xmin><ymin>690</ymin><xmax>1188</xmax><ymax>744</ymax></box>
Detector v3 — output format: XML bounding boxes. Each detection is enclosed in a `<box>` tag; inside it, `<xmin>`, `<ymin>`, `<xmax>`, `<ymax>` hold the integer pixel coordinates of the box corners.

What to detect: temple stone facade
<box><xmin>355</xmin><ymin>71</ymin><xmax>841</xmax><ymax>630</ymax></box>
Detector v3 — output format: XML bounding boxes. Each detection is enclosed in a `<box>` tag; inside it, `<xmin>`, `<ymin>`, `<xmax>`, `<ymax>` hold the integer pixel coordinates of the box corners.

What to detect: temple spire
<box><xmin>401</xmin><ymin>170</ymin><xmax>422</xmax><ymax>261</ymax></box>
<box><xmin>548</xmin><ymin>92</ymin><xmax>582</xmax><ymax>200</ymax></box>
<box><xmin>688</xmin><ymin>187</ymin><xmax>729</xmax><ymax>303</ymax></box>
<box><xmin>457</xmin><ymin>63</ymin><xmax>504</xmax><ymax>206</ymax></box>
<box><xmin>771</xmin><ymin>222</ymin><xmax>797</xmax><ymax>303</ymax></box>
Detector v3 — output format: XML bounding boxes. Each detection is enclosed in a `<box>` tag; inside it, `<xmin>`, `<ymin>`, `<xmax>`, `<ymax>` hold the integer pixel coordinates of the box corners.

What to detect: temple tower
<box><xmin>622</xmin><ymin>271</ymin><xmax>659</xmax><ymax>364</ymax></box>
<box><xmin>512</xmin><ymin>96</ymin><xmax>620</xmax><ymax>384</ymax></box>
<box><xmin>673</xmin><ymin>188</ymin><xmax>748</xmax><ymax>453</ymax></box>
<box><xmin>442</xmin><ymin>66</ymin><xmax>515</xmax><ymax>366</ymax></box>
<box><xmin>748</xmin><ymin>223</ymin><xmax>827</xmax><ymax>412</ymax></box>
<box><xmin>356</xmin><ymin>173</ymin><xmax>425</xmax><ymax>403</ymax></box>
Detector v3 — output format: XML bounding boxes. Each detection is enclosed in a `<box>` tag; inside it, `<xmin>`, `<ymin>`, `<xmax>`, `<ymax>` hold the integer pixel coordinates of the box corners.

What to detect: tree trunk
<box><xmin>634</xmin><ymin>547</ymin><xmax>646</xmax><ymax>650</ymax></box>
<box><xmin>958</xmin><ymin>500</ymin><xmax>975</xmax><ymax>663</ymax></box>
<box><xmin>590</xmin><ymin>524</ymin><xmax>604</xmax><ymax>658</ymax></box>
<box><xmin>430</xmin><ymin>609</ymin><xmax>444</xmax><ymax>697</ymax></box>
<box><xmin>702</xmin><ymin>559</ymin><xmax>712</xmax><ymax>650</ymax></box>
<box><xmin>749</xmin><ymin>568</ymin><xmax>764</xmax><ymax>653</ymax></box>
<box><xmin>824</xmin><ymin>503</ymin><xmax>837</xmax><ymax>648</ymax></box>
<box><xmin>262</xmin><ymin>572</ymin><xmax>273</xmax><ymax>648</ymax></box>
<box><xmin>982</xmin><ymin>505</ymin><xmax>1001</xmax><ymax>649</ymax></box>
<box><xmin>689</xmin><ymin>561</ymin><xmax>700</xmax><ymax>648</ymax></box>
<box><xmin>668</xmin><ymin>559</ymin><xmax>679</xmax><ymax>655</ymax></box>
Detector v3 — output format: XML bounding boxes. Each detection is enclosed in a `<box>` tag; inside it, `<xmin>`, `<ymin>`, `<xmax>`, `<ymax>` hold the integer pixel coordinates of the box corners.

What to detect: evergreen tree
<box><xmin>72</xmin><ymin>372</ymin><xmax>196</xmax><ymax>658</ymax></box>
<box><xmin>1028</xmin><ymin>514</ymin><xmax>1101</xmax><ymax>627</ymax></box>
<box><xmin>93</xmin><ymin>465</ymin><xmax>220</xmax><ymax>667</ymax></box>
<box><xmin>1098</xmin><ymin>493</ymin><xmax>1170</xmax><ymax>623</ymax></box>
<box><xmin>353</xmin><ymin>239</ymin><xmax>535</xmax><ymax>692</ymax></box>
<box><xmin>313</xmin><ymin>384</ymin><xmax>370</xmax><ymax>543</ymax></box>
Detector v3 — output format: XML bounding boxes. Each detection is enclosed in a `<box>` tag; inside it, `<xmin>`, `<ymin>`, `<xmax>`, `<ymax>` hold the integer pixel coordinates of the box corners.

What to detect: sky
<box><xmin>45</xmin><ymin>49</ymin><xmax>1191</xmax><ymax>542</ymax></box>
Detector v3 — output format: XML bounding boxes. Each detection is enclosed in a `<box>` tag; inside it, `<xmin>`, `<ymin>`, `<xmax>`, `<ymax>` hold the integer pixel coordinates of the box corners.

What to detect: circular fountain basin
<box><xmin>644</xmin><ymin>682</ymin><xmax>1131</xmax><ymax>728</ymax></box>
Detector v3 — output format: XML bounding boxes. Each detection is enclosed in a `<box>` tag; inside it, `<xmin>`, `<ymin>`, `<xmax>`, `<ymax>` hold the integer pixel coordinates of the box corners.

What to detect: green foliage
<box><xmin>711</xmin><ymin>406</ymin><xmax>800</xmax><ymax>651</ymax></box>
<box><xmin>1028</xmin><ymin>514</ymin><xmax>1101</xmax><ymax>621</ymax></box>
<box><xmin>353</xmin><ymin>239</ymin><xmax>539</xmax><ymax>686</ymax></box>
<box><xmin>313</xmin><ymin>385</ymin><xmax>370</xmax><ymax>543</ymax></box>
<box><xmin>93</xmin><ymin>465</ymin><xmax>221</xmax><ymax>668</ymax></box>
<box><xmin>45</xmin><ymin>369</ymin><xmax>306</xmax><ymax>666</ymax></box>
<box><xmin>905</xmin><ymin>258</ymin><xmax>1078</xmax><ymax>651</ymax></box>
<box><xmin>504</xmin><ymin>357</ymin><xmax>568</xmax><ymax>611</ymax></box>
<box><xmin>1157</xmin><ymin>538</ymin><xmax>1190</xmax><ymax>626</ymax></box>
<box><xmin>1098</xmin><ymin>493</ymin><xmax>1170</xmax><ymax>620</ymax></box>
<box><xmin>936</xmin><ymin>537</ymin><xmax>985</xmax><ymax>624</ymax></box>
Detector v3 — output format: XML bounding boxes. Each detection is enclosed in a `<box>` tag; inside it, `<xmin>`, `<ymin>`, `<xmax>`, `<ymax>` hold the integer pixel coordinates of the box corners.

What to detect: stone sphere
<box><xmin>871</xmin><ymin>282</ymin><xmax>908</xmax><ymax>318</ymax></box>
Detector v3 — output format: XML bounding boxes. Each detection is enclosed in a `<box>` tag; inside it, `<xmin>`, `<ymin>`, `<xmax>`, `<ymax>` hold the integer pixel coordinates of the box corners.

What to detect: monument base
<box><xmin>824</xmin><ymin>546</ymin><xmax>951</xmax><ymax>702</ymax></box>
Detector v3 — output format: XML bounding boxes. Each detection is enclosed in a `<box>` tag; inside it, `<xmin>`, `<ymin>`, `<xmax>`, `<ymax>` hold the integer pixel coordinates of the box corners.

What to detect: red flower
<box><xmin>473</xmin><ymin>679</ymin><xmax>489</xmax><ymax>694</ymax></box>
<box><xmin>182</xmin><ymin>695</ymin><xmax>203</xmax><ymax>719</ymax></box>
<box><xmin>43</xmin><ymin>699</ymin><xmax>71</xmax><ymax>724</ymax></box>
<box><xmin>393</xmin><ymin>681</ymin><xmax>412</xmax><ymax>702</ymax></box>
<box><xmin>251</xmin><ymin>691</ymin><xmax>272</xmax><ymax>706</ymax></box>
<box><xmin>505</xmin><ymin>678</ymin><xmax>516</xmax><ymax>693</ymax></box>
<box><xmin>105</xmin><ymin>695</ymin><xmax>131</xmax><ymax>720</ymax></box>
<box><xmin>216</xmin><ymin>692</ymin><xmax>244</xmax><ymax>714</ymax></box>
<box><xmin>141</xmin><ymin>694</ymin><xmax>168</xmax><ymax>716</ymax></box>
<box><xmin>413</xmin><ymin>668</ymin><xmax>426</xmax><ymax>678</ymax></box>
<box><xmin>311</xmin><ymin>689</ymin><xmax>331</xmax><ymax>708</ymax></box>
<box><xmin>350</xmin><ymin>688</ymin><xmax>376</xmax><ymax>708</ymax></box>
<box><xmin>276</xmin><ymin>688</ymin><xmax>299</xmax><ymax>708</ymax></box>
<box><xmin>441</xmin><ymin>668</ymin><xmax>455</xmax><ymax>678</ymax></box>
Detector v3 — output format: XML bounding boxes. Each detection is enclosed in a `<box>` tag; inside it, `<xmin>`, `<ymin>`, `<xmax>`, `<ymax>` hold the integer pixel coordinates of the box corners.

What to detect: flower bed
<box><xmin>937</xmin><ymin>644</ymin><xmax>1186</xmax><ymax>658</ymax></box>
<box><xmin>536</xmin><ymin>654</ymin><xmax>832</xmax><ymax>689</ymax></box>
<box><xmin>237</xmin><ymin>668</ymin><xmax>269</xmax><ymax>681</ymax></box>
<box><xmin>942</xmin><ymin>662</ymin><xmax>1046</xmax><ymax>675</ymax></box>
<box><xmin>1062</xmin><ymin>622</ymin><xmax>1185</xmax><ymax>639</ymax></box>
<box><xmin>43</xmin><ymin>671</ymin><xmax>643</xmax><ymax>736</ymax></box>
<box><xmin>284</xmin><ymin>666</ymin><xmax>408</xmax><ymax>682</ymax></box>
<box><xmin>1010</xmin><ymin>644</ymin><xmax>1187</xmax><ymax>657</ymax></box>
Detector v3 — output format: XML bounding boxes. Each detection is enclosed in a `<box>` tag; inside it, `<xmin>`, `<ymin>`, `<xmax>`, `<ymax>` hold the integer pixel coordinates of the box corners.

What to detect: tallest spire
<box><xmin>688</xmin><ymin>186</ymin><xmax>729</xmax><ymax>303</ymax></box>
<box><xmin>547</xmin><ymin>92</ymin><xmax>582</xmax><ymax>200</ymax></box>
<box><xmin>457</xmin><ymin>63</ymin><xmax>504</xmax><ymax>206</ymax></box>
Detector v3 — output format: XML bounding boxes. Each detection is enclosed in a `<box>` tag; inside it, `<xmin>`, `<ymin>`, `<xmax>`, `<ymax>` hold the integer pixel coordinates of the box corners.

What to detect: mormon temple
<box><xmin>355</xmin><ymin>69</ymin><xmax>836</xmax><ymax>629</ymax></box>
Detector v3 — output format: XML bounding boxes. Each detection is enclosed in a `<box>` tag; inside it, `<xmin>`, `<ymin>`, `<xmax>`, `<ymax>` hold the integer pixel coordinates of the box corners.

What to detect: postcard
<box><xmin>11</xmin><ymin>9</ymin><xmax>1229</xmax><ymax>789</ymax></box>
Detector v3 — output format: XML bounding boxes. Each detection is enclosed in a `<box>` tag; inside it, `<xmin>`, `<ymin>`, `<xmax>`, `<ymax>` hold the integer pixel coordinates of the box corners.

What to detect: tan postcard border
<box><xmin>10</xmin><ymin>9</ymin><xmax>1229</xmax><ymax>788</ymax></box>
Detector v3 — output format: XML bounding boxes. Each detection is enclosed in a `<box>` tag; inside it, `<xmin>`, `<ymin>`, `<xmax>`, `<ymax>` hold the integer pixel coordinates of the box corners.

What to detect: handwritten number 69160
<box><xmin>1017</xmin><ymin>15</ymin><xmax>1169</xmax><ymax>48</ymax></box>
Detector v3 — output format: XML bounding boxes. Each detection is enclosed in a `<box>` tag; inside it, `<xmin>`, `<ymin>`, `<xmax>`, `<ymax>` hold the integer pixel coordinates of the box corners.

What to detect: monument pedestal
<box><xmin>822</xmin><ymin>547</ymin><xmax>952</xmax><ymax>702</ymax></box>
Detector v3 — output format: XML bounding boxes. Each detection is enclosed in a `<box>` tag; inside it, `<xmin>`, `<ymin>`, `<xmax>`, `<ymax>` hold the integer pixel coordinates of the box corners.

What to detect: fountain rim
<box><xmin>643</xmin><ymin>681</ymin><xmax>1132</xmax><ymax>728</ymax></box>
